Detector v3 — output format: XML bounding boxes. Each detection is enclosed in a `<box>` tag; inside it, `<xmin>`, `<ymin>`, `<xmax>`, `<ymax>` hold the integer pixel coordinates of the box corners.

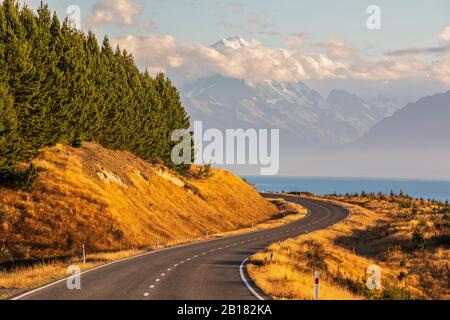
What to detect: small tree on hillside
<box><xmin>412</xmin><ymin>223</ymin><xmax>427</xmax><ymax>251</ymax></box>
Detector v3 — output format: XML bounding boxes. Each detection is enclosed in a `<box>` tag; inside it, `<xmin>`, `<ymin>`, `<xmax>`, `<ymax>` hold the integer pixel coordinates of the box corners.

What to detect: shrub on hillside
<box><xmin>412</xmin><ymin>224</ymin><xmax>427</xmax><ymax>251</ymax></box>
<box><xmin>383</xmin><ymin>285</ymin><xmax>412</xmax><ymax>300</ymax></box>
<box><xmin>0</xmin><ymin>165</ymin><xmax>38</xmax><ymax>191</ymax></box>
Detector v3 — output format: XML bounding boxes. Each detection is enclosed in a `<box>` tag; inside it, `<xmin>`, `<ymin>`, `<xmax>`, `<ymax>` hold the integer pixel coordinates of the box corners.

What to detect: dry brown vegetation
<box><xmin>248</xmin><ymin>193</ymin><xmax>449</xmax><ymax>300</ymax></box>
<box><xmin>0</xmin><ymin>142</ymin><xmax>277</xmax><ymax>264</ymax></box>
<box><xmin>215</xmin><ymin>198</ymin><xmax>308</xmax><ymax>238</ymax></box>
<box><xmin>0</xmin><ymin>197</ymin><xmax>306</xmax><ymax>299</ymax></box>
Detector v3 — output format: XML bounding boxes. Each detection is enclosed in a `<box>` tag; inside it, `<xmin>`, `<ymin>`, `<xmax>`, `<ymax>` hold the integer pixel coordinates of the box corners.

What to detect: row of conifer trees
<box><xmin>0</xmin><ymin>0</ymin><xmax>191</xmax><ymax>186</ymax></box>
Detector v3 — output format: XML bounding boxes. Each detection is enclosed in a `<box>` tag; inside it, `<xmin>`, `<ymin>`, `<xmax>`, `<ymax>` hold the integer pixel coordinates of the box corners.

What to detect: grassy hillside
<box><xmin>0</xmin><ymin>142</ymin><xmax>277</xmax><ymax>264</ymax></box>
<box><xmin>248</xmin><ymin>194</ymin><xmax>449</xmax><ymax>300</ymax></box>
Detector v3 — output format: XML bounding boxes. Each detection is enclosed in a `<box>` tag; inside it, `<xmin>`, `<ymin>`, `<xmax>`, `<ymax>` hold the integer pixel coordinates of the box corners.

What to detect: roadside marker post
<box><xmin>82</xmin><ymin>244</ymin><xmax>86</xmax><ymax>264</ymax></box>
<box><xmin>206</xmin><ymin>229</ymin><xmax>209</xmax><ymax>239</ymax></box>
<box><xmin>314</xmin><ymin>272</ymin><xmax>319</xmax><ymax>300</ymax></box>
<box><xmin>156</xmin><ymin>237</ymin><xmax>160</xmax><ymax>248</ymax></box>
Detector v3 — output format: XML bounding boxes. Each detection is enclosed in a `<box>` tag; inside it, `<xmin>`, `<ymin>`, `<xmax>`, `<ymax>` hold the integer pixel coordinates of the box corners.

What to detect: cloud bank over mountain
<box><xmin>112</xmin><ymin>27</ymin><xmax>450</xmax><ymax>88</ymax></box>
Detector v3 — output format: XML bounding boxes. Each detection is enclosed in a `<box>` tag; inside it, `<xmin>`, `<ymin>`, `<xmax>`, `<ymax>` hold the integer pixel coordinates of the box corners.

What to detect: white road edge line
<box><xmin>239</xmin><ymin>258</ymin><xmax>265</xmax><ymax>301</ymax></box>
<box><xmin>10</xmin><ymin>195</ymin><xmax>322</xmax><ymax>301</ymax></box>
<box><xmin>238</xmin><ymin>195</ymin><xmax>352</xmax><ymax>302</ymax></box>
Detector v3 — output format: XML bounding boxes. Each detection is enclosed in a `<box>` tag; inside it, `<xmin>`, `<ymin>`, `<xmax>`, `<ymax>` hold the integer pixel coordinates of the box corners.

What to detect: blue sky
<box><xmin>22</xmin><ymin>0</ymin><xmax>450</xmax><ymax>101</ymax></box>
<box><xmin>23</xmin><ymin>0</ymin><xmax>449</xmax><ymax>50</ymax></box>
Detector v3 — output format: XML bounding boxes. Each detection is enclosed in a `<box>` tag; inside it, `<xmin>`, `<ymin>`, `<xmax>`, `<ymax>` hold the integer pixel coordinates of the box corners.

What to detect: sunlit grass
<box><xmin>0</xmin><ymin>142</ymin><xmax>280</xmax><ymax>299</ymax></box>
<box><xmin>0</xmin><ymin>250</ymin><xmax>144</xmax><ymax>299</ymax></box>
<box><xmin>248</xmin><ymin>194</ymin><xmax>450</xmax><ymax>300</ymax></box>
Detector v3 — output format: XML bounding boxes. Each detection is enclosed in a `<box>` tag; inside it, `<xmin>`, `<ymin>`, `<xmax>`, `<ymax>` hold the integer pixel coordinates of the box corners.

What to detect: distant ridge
<box><xmin>358</xmin><ymin>90</ymin><xmax>450</xmax><ymax>149</ymax></box>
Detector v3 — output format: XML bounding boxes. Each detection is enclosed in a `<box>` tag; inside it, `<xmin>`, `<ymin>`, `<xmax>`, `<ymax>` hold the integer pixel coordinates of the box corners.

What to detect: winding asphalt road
<box><xmin>13</xmin><ymin>194</ymin><xmax>349</xmax><ymax>300</ymax></box>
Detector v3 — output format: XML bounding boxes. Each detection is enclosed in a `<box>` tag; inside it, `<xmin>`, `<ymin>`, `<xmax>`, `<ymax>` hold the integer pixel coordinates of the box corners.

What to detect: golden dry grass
<box><xmin>215</xmin><ymin>198</ymin><xmax>308</xmax><ymax>238</ymax></box>
<box><xmin>0</xmin><ymin>142</ymin><xmax>282</xmax><ymax>299</ymax></box>
<box><xmin>0</xmin><ymin>142</ymin><xmax>277</xmax><ymax>263</ymax></box>
<box><xmin>248</xmin><ymin>194</ymin><xmax>450</xmax><ymax>300</ymax></box>
<box><xmin>0</xmin><ymin>195</ymin><xmax>307</xmax><ymax>299</ymax></box>
<box><xmin>0</xmin><ymin>198</ymin><xmax>306</xmax><ymax>300</ymax></box>
<box><xmin>0</xmin><ymin>196</ymin><xmax>305</xmax><ymax>300</ymax></box>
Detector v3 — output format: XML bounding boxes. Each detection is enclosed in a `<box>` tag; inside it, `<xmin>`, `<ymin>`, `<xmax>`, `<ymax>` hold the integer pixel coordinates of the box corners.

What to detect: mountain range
<box><xmin>181</xmin><ymin>74</ymin><xmax>401</xmax><ymax>148</ymax></box>
<box><xmin>179</xmin><ymin>36</ymin><xmax>450</xmax><ymax>177</ymax></box>
<box><xmin>358</xmin><ymin>90</ymin><xmax>450</xmax><ymax>150</ymax></box>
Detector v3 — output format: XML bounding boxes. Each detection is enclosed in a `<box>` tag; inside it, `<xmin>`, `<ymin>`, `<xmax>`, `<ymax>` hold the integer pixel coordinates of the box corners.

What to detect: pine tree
<box><xmin>0</xmin><ymin>83</ymin><xmax>19</xmax><ymax>169</ymax></box>
<box><xmin>0</xmin><ymin>1</ymin><xmax>193</xmax><ymax>182</ymax></box>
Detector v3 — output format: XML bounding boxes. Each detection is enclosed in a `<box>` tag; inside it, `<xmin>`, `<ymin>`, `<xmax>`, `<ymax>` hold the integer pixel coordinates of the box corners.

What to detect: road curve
<box><xmin>14</xmin><ymin>194</ymin><xmax>349</xmax><ymax>300</ymax></box>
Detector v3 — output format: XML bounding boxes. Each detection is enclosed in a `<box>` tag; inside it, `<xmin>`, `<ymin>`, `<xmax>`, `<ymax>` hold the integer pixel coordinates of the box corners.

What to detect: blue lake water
<box><xmin>242</xmin><ymin>176</ymin><xmax>450</xmax><ymax>202</ymax></box>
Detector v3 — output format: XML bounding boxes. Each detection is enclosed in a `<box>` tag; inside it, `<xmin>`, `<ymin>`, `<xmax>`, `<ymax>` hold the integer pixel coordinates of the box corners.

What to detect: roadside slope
<box><xmin>0</xmin><ymin>142</ymin><xmax>277</xmax><ymax>263</ymax></box>
<box><xmin>248</xmin><ymin>194</ymin><xmax>449</xmax><ymax>300</ymax></box>
<box><xmin>11</xmin><ymin>195</ymin><xmax>347</xmax><ymax>300</ymax></box>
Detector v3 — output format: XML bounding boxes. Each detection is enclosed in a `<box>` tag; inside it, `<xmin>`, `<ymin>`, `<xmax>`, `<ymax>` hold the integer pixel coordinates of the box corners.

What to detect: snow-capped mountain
<box><xmin>180</xmin><ymin>36</ymin><xmax>402</xmax><ymax>149</ymax></box>
<box><xmin>181</xmin><ymin>74</ymin><xmax>401</xmax><ymax>148</ymax></box>
<box><xmin>212</xmin><ymin>35</ymin><xmax>249</xmax><ymax>50</ymax></box>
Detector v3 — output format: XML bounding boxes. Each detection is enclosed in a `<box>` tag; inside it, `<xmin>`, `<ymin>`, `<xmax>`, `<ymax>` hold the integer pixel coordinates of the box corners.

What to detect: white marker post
<box><xmin>156</xmin><ymin>237</ymin><xmax>160</xmax><ymax>248</ymax></box>
<box><xmin>314</xmin><ymin>272</ymin><xmax>319</xmax><ymax>300</ymax></box>
<box><xmin>206</xmin><ymin>229</ymin><xmax>209</xmax><ymax>239</ymax></box>
<box><xmin>82</xmin><ymin>244</ymin><xmax>86</xmax><ymax>264</ymax></box>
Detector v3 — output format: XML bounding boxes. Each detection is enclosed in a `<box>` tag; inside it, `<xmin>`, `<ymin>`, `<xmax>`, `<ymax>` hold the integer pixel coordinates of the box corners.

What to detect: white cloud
<box><xmin>143</xmin><ymin>20</ymin><xmax>157</xmax><ymax>30</ymax></box>
<box><xmin>351</xmin><ymin>58</ymin><xmax>425</xmax><ymax>81</ymax></box>
<box><xmin>111</xmin><ymin>33</ymin><xmax>448</xmax><ymax>86</ymax></box>
<box><xmin>318</xmin><ymin>38</ymin><xmax>359</xmax><ymax>60</ymax></box>
<box><xmin>212</xmin><ymin>0</ymin><xmax>243</xmax><ymax>13</ymax></box>
<box><xmin>386</xmin><ymin>46</ymin><xmax>450</xmax><ymax>56</ymax></box>
<box><xmin>439</xmin><ymin>26</ymin><xmax>450</xmax><ymax>45</ymax></box>
<box><xmin>113</xmin><ymin>35</ymin><xmax>354</xmax><ymax>84</ymax></box>
<box><xmin>92</xmin><ymin>0</ymin><xmax>143</xmax><ymax>27</ymax></box>
<box><xmin>430</xmin><ymin>51</ymin><xmax>450</xmax><ymax>85</ymax></box>
<box><xmin>285</xmin><ymin>32</ymin><xmax>309</xmax><ymax>48</ymax></box>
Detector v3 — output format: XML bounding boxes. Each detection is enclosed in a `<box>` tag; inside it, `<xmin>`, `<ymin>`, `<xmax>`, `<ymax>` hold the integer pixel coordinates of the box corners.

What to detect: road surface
<box><xmin>14</xmin><ymin>194</ymin><xmax>349</xmax><ymax>300</ymax></box>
